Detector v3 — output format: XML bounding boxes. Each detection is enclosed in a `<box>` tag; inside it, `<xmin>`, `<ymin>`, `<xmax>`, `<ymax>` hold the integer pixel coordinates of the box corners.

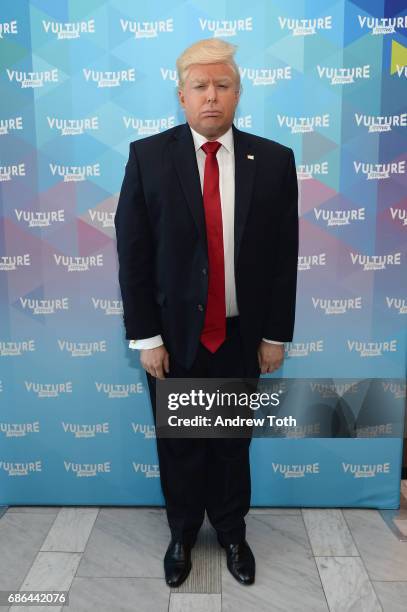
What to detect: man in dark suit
<box><xmin>114</xmin><ymin>38</ymin><xmax>298</xmax><ymax>588</ymax></box>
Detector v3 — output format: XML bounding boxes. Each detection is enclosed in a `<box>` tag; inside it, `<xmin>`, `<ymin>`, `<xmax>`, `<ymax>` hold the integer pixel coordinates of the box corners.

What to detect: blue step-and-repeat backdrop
<box><xmin>0</xmin><ymin>0</ymin><xmax>406</xmax><ymax>508</ymax></box>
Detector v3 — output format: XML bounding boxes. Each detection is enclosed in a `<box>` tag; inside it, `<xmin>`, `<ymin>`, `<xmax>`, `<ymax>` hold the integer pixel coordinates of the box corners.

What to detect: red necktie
<box><xmin>199</xmin><ymin>141</ymin><xmax>226</xmax><ymax>353</ymax></box>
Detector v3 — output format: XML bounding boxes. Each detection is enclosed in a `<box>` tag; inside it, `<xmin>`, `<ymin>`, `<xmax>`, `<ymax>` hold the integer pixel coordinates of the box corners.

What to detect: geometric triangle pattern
<box><xmin>0</xmin><ymin>1</ymin><xmax>405</xmax><ymax>506</ymax></box>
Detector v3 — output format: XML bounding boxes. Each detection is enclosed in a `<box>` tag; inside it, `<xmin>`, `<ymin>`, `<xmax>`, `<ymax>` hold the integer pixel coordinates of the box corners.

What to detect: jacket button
<box><xmin>197</xmin><ymin>304</ymin><xmax>204</xmax><ymax>311</ymax></box>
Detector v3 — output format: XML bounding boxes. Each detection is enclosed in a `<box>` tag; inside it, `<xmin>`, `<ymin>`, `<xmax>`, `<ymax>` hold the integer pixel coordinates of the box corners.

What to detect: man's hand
<box><xmin>140</xmin><ymin>345</ymin><xmax>169</xmax><ymax>379</ymax></box>
<box><xmin>257</xmin><ymin>341</ymin><xmax>284</xmax><ymax>374</ymax></box>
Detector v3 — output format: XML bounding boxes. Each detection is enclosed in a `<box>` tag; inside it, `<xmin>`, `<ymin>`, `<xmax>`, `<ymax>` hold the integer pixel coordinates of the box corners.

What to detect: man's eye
<box><xmin>195</xmin><ymin>85</ymin><xmax>205</xmax><ymax>89</ymax></box>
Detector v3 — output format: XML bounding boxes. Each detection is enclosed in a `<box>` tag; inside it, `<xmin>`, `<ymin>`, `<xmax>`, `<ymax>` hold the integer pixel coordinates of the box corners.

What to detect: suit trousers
<box><xmin>146</xmin><ymin>316</ymin><xmax>261</xmax><ymax>546</ymax></box>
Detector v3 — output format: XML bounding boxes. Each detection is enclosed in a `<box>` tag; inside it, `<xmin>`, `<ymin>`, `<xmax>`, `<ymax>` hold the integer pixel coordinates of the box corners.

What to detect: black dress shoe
<box><xmin>164</xmin><ymin>540</ymin><xmax>192</xmax><ymax>588</ymax></box>
<box><xmin>218</xmin><ymin>538</ymin><xmax>255</xmax><ymax>585</ymax></box>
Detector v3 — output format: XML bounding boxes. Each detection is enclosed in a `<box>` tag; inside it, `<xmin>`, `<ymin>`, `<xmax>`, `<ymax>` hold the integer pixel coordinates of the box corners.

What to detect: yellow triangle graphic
<box><xmin>391</xmin><ymin>40</ymin><xmax>407</xmax><ymax>75</ymax></box>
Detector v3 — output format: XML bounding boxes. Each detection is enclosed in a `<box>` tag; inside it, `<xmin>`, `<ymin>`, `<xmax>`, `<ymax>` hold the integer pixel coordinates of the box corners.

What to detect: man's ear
<box><xmin>235</xmin><ymin>87</ymin><xmax>241</xmax><ymax>104</ymax></box>
<box><xmin>178</xmin><ymin>88</ymin><xmax>185</xmax><ymax>109</ymax></box>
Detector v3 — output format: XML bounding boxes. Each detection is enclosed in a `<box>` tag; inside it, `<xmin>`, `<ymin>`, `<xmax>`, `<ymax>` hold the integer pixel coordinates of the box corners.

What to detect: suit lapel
<box><xmin>171</xmin><ymin>123</ymin><xmax>207</xmax><ymax>250</ymax></box>
<box><xmin>233</xmin><ymin>125</ymin><xmax>256</xmax><ymax>270</ymax></box>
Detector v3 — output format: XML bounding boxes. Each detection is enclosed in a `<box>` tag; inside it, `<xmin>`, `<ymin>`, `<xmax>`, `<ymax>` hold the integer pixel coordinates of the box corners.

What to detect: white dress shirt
<box><xmin>128</xmin><ymin>125</ymin><xmax>283</xmax><ymax>350</ymax></box>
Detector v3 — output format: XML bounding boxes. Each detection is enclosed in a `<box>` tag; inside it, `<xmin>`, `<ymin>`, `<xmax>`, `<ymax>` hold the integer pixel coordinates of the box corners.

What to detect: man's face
<box><xmin>178</xmin><ymin>63</ymin><xmax>240</xmax><ymax>140</ymax></box>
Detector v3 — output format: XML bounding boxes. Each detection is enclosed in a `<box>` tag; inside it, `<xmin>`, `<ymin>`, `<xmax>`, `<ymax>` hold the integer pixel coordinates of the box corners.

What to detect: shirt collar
<box><xmin>189</xmin><ymin>124</ymin><xmax>234</xmax><ymax>154</ymax></box>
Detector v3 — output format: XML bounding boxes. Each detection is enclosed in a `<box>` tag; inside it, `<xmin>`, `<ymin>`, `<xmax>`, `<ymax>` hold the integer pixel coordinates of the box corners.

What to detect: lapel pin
<box><xmin>247</xmin><ymin>154</ymin><xmax>254</xmax><ymax>160</ymax></box>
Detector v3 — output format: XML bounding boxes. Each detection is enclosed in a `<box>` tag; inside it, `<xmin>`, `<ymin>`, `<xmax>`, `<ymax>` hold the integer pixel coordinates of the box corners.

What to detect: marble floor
<box><xmin>1</xmin><ymin>483</ymin><xmax>407</xmax><ymax>612</ymax></box>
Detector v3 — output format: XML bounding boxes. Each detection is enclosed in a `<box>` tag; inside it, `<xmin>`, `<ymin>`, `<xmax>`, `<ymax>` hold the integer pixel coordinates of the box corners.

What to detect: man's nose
<box><xmin>207</xmin><ymin>84</ymin><xmax>217</xmax><ymax>102</ymax></box>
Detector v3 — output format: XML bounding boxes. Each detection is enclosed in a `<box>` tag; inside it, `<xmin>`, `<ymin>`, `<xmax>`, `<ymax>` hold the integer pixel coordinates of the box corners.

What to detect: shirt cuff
<box><xmin>262</xmin><ymin>338</ymin><xmax>284</xmax><ymax>345</ymax></box>
<box><xmin>129</xmin><ymin>335</ymin><xmax>164</xmax><ymax>350</ymax></box>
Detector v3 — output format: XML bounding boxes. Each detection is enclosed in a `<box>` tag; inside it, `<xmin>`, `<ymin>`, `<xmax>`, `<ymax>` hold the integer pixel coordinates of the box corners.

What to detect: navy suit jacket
<box><xmin>114</xmin><ymin>123</ymin><xmax>299</xmax><ymax>370</ymax></box>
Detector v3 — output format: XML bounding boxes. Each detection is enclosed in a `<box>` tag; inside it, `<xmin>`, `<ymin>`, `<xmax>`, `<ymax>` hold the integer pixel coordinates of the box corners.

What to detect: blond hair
<box><xmin>176</xmin><ymin>38</ymin><xmax>240</xmax><ymax>90</ymax></box>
